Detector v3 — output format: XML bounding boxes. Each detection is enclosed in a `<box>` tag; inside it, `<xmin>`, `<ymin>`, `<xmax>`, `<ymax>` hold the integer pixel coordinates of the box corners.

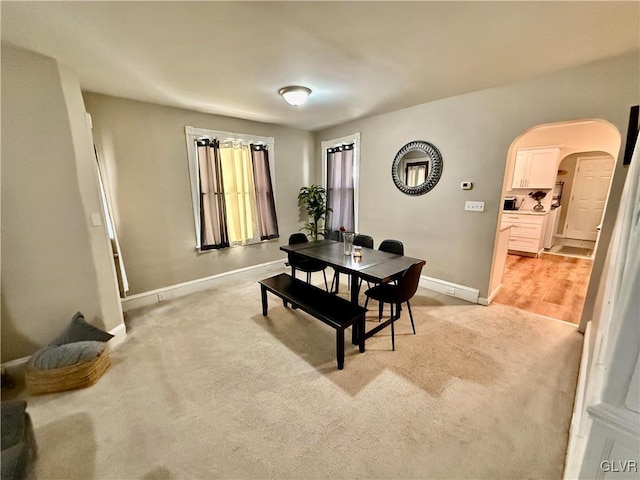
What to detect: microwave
<box><xmin>504</xmin><ymin>197</ymin><xmax>518</xmax><ymax>210</ymax></box>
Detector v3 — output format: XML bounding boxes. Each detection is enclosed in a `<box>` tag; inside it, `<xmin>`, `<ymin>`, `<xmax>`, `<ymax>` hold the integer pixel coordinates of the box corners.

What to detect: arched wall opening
<box><xmin>488</xmin><ymin>119</ymin><xmax>621</xmax><ymax>331</ymax></box>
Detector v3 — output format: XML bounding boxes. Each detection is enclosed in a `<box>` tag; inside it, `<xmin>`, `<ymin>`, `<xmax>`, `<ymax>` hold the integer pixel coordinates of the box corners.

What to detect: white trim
<box><xmin>516</xmin><ymin>144</ymin><xmax>564</xmax><ymax>151</ymax></box>
<box><xmin>1</xmin><ymin>356</ymin><xmax>30</xmax><ymax>369</ymax></box>
<box><xmin>185</xmin><ymin>126</ymin><xmax>275</xmax><ymax>146</ymax></box>
<box><xmin>184</xmin><ymin>126</ymin><xmax>277</xmax><ymax>250</ymax></box>
<box><xmin>480</xmin><ymin>284</ymin><xmax>503</xmax><ymax>306</ymax></box>
<box><xmin>321</xmin><ymin>132</ymin><xmax>361</xmax><ymax>233</ymax></box>
<box><xmin>586</xmin><ymin>403</ymin><xmax>640</xmax><ymax>441</ymax></box>
<box><xmin>122</xmin><ymin>259</ymin><xmax>286</xmax><ymax>311</ymax></box>
<box><xmin>419</xmin><ymin>275</ymin><xmax>480</xmax><ymax>304</ymax></box>
<box><xmin>108</xmin><ymin>323</ymin><xmax>127</xmax><ymax>349</ymax></box>
<box><xmin>564</xmin><ymin>321</ymin><xmax>593</xmax><ymax>480</ymax></box>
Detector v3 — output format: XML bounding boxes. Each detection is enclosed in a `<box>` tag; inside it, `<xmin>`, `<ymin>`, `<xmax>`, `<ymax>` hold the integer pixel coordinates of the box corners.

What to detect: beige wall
<box><xmin>315</xmin><ymin>53</ymin><xmax>639</xmax><ymax>298</ymax></box>
<box><xmin>84</xmin><ymin>93</ymin><xmax>314</xmax><ymax>294</ymax></box>
<box><xmin>1</xmin><ymin>45</ymin><xmax>123</xmax><ymax>362</ymax></box>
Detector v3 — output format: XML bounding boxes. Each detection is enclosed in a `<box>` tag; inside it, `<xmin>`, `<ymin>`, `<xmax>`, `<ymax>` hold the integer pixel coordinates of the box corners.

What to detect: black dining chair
<box><xmin>330</xmin><ymin>233</ymin><xmax>375</xmax><ymax>293</ymax></box>
<box><xmin>378</xmin><ymin>239</ymin><xmax>404</xmax><ymax>255</ymax></box>
<box><xmin>364</xmin><ymin>261</ymin><xmax>424</xmax><ymax>351</ymax></box>
<box><xmin>366</xmin><ymin>239</ymin><xmax>406</xmax><ymax>307</ymax></box>
<box><xmin>287</xmin><ymin>233</ymin><xmax>329</xmax><ymax>291</ymax></box>
<box><xmin>354</xmin><ymin>234</ymin><xmax>374</xmax><ymax>249</ymax></box>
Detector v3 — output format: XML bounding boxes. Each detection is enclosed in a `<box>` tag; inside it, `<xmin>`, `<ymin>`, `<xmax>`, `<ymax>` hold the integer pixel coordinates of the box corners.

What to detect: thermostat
<box><xmin>461</xmin><ymin>181</ymin><xmax>473</xmax><ymax>190</ymax></box>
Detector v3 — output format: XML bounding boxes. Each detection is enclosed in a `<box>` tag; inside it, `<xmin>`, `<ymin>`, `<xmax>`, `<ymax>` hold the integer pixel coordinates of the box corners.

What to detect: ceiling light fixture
<box><xmin>278</xmin><ymin>86</ymin><xmax>312</xmax><ymax>106</ymax></box>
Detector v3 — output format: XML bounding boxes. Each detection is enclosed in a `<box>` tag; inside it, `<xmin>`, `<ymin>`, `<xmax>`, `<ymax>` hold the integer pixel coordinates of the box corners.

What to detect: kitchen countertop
<box><xmin>502</xmin><ymin>210</ymin><xmax>549</xmax><ymax>216</ymax></box>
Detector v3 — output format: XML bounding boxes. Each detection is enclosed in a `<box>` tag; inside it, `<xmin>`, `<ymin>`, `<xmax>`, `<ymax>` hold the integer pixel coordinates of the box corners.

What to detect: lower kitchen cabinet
<box><xmin>501</xmin><ymin>213</ymin><xmax>549</xmax><ymax>256</ymax></box>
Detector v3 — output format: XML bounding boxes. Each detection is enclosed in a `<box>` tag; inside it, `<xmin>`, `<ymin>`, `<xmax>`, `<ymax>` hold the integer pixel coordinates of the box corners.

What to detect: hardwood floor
<box><xmin>493</xmin><ymin>253</ymin><xmax>593</xmax><ymax>324</ymax></box>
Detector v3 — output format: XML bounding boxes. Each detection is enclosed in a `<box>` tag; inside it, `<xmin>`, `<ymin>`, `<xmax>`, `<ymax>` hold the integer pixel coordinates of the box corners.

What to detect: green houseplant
<box><xmin>297</xmin><ymin>184</ymin><xmax>332</xmax><ymax>241</ymax></box>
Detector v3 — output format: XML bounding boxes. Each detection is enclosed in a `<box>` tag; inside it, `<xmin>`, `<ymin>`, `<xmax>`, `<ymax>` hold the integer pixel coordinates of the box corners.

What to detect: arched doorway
<box><xmin>488</xmin><ymin>119</ymin><xmax>621</xmax><ymax>326</ymax></box>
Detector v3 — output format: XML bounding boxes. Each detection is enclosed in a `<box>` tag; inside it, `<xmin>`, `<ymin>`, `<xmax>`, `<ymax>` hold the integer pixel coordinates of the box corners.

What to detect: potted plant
<box><xmin>528</xmin><ymin>190</ymin><xmax>547</xmax><ymax>211</ymax></box>
<box><xmin>297</xmin><ymin>184</ymin><xmax>332</xmax><ymax>241</ymax></box>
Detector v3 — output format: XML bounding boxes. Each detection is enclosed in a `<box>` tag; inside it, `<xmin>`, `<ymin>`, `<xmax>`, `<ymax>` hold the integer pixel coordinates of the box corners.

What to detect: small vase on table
<box><xmin>342</xmin><ymin>232</ymin><xmax>355</xmax><ymax>255</ymax></box>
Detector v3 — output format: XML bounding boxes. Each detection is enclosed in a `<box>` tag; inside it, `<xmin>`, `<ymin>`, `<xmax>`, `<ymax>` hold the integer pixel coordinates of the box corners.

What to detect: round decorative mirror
<box><xmin>392</xmin><ymin>140</ymin><xmax>443</xmax><ymax>196</ymax></box>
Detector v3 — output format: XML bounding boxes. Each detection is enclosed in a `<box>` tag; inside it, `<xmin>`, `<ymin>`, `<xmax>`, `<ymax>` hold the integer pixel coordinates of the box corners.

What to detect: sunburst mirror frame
<box><xmin>391</xmin><ymin>140</ymin><xmax>443</xmax><ymax>196</ymax></box>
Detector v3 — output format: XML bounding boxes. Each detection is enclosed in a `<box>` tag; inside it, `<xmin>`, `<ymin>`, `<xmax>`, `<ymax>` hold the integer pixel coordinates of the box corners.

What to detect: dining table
<box><xmin>280</xmin><ymin>239</ymin><xmax>425</xmax><ymax>344</ymax></box>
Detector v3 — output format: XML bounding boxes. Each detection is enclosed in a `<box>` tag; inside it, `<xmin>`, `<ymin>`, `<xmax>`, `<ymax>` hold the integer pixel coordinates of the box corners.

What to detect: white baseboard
<box><xmin>478</xmin><ymin>284</ymin><xmax>502</xmax><ymax>306</ymax></box>
<box><xmin>1</xmin><ymin>356</ymin><xmax>30</xmax><ymax>370</ymax></box>
<box><xmin>121</xmin><ymin>259</ymin><xmax>287</xmax><ymax>312</ymax></box>
<box><xmin>108</xmin><ymin>323</ymin><xmax>127</xmax><ymax>349</ymax></box>
<box><xmin>419</xmin><ymin>275</ymin><xmax>480</xmax><ymax>304</ymax></box>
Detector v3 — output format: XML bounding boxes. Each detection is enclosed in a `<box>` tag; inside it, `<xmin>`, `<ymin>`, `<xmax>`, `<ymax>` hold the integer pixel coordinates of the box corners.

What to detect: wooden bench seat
<box><xmin>259</xmin><ymin>273</ymin><xmax>366</xmax><ymax>369</ymax></box>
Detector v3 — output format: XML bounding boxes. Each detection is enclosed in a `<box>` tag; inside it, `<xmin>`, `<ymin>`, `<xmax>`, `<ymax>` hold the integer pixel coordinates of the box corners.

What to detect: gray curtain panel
<box><xmin>326</xmin><ymin>144</ymin><xmax>355</xmax><ymax>235</ymax></box>
<box><xmin>197</xmin><ymin>141</ymin><xmax>229</xmax><ymax>249</ymax></box>
<box><xmin>250</xmin><ymin>145</ymin><xmax>279</xmax><ymax>240</ymax></box>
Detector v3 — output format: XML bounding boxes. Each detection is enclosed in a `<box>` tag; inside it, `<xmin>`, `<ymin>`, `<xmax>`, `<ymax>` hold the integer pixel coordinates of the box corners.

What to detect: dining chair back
<box><xmin>353</xmin><ymin>234</ymin><xmax>374</xmax><ymax>249</ymax></box>
<box><xmin>378</xmin><ymin>239</ymin><xmax>404</xmax><ymax>255</ymax></box>
<box><xmin>287</xmin><ymin>233</ymin><xmax>329</xmax><ymax>291</ymax></box>
<box><xmin>396</xmin><ymin>261</ymin><xmax>423</xmax><ymax>303</ymax></box>
<box><xmin>364</xmin><ymin>261</ymin><xmax>424</xmax><ymax>350</ymax></box>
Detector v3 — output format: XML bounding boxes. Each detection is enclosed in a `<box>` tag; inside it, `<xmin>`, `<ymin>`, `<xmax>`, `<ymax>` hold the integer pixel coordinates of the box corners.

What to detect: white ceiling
<box><xmin>2</xmin><ymin>1</ymin><xmax>638</xmax><ymax>131</ymax></box>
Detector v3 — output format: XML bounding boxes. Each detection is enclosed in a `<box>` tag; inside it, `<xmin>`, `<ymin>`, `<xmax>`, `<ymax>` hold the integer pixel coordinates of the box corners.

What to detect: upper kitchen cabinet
<box><xmin>511</xmin><ymin>147</ymin><xmax>560</xmax><ymax>189</ymax></box>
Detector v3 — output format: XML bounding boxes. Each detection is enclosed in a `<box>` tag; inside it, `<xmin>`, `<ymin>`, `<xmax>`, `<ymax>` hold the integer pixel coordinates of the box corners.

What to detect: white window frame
<box><xmin>321</xmin><ymin>132</ymin><xmax>361</xmax><ymax>233</ymax></box>
<box><xmin>184</xmin><ymin>126</ymin><xmax>276</xmax><ymax>250</ymax></box>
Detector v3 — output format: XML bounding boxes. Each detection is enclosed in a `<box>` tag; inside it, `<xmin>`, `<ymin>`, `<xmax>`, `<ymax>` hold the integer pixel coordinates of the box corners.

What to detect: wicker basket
<box><xmin>26</xmin><ymin>348</ymin><xmax>111</xmax><ymax>395</ymax></box>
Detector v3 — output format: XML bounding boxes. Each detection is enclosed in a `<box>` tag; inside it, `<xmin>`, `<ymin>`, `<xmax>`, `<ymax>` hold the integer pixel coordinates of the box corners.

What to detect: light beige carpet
<box><xmin>7</xmin><ymin>271</ymin><xmax>583</xmax><ymax>479</ymax></box>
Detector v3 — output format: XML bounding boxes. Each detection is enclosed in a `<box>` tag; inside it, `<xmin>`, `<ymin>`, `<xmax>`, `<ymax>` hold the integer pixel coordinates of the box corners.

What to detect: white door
<box><xmin>565</xmin><ymin>157</ymin><xmax>614</xmax><ymax>241</ymax></box>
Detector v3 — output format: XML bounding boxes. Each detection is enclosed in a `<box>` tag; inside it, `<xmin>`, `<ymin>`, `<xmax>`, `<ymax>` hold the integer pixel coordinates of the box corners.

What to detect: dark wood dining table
<box><xmin>280</xmin><ymin>239</ymin><xmax>425</xmax><ymax>344</ymax></box>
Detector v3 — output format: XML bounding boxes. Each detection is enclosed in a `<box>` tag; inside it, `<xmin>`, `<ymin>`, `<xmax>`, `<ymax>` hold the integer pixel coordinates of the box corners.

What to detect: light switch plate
<box><xmin>465</xmin><ymin>201</ymin><xmax>485</xmax><ymax>212</ymax></box>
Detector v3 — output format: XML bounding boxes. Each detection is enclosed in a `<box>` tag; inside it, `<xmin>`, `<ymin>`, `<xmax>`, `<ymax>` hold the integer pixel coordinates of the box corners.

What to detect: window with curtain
<box><xmin>323</xmin><ymin>133</ymin><xmax>360</xmax><ymax>240</ymax></box>
<box><xmin>186</xmin><ymin>127</ymin><xmax>278</xmax><ymax>251</ymax></box>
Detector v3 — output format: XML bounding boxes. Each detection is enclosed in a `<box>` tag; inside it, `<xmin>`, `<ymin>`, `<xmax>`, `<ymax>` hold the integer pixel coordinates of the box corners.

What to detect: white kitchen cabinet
<box><xmin>501</xmin><ymin>212</ymin><xmax>549</xmax><ymax>256</ymax></box>
<box><xmin>511</xmin><ymin>147</ymin><xmax>560</xmax><ymax>189</ymax></box>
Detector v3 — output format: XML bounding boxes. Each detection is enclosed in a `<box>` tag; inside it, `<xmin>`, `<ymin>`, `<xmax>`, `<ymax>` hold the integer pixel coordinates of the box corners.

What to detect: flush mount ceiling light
<box><xmin>278</xmin><ymin>86</ymin><xmax>312</xmax><ymax>106</ymax></box>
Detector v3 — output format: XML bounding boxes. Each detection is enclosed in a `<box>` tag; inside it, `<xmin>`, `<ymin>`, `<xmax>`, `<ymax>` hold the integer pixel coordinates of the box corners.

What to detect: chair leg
<box><xmin>306</xmin><ymin>272</ymin><xmax>311</xmax><ymax>283</ymax></box>
<box><xmin>378</xmin><ymin>301</ymin><xmax>383</xmax><ymax>322</ymax></box>
<box><xmin>322</xmin><ymin>270</ymin><xmax>329</xmax><ymax>292</ymax></box>
<box><xmin>364</xmin><ymin>296</ymin><xmax>369</xmax><ymax>310</ymax></box>
<box><xmin>406</xmin><ymin>301</ymin><xmax>416</xmax><ymax>334</ymax></box>
<box><xmin>390</xmin><ymin>303</ymin><xmax>395</xmax><ymax>351</ymax></box>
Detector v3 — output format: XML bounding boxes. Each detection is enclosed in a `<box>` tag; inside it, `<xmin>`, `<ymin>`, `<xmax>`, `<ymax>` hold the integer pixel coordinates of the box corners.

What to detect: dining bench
<box><xmin>259</xmin><ymin>273</ymin><xmax>366</xmax><ymax>369</ymax></box>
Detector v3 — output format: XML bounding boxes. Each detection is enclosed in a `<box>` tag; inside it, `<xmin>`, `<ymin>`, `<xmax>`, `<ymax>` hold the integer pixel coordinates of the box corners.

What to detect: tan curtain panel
<box><xmin>219</xmin><ymin>142</ymin><xmax>260</xmax><ymax>245</ymax></box>
<box><xmin>251</xmin><ymin>145</ymin><xmax>279</xmax><ymax>240</ymax></box>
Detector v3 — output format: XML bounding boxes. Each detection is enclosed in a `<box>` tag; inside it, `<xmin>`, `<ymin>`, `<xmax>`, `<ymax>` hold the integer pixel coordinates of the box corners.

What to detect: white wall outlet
<box><xmin>158</xmin><ymin>292</ymin><xmax>167</xmax><ymax>302</ymax></box>
<box><xmin>465</xmin><ymin>201</ymin><xmax>485</xmax><ymax>212</ymax></box>
<box><xmin>460</xmin><ymin>181</ymin><xmax>473</xmax><ymax>190</ymax></box>
<box><xmin>445</xmin><ymin>286</ymin><xmax>456</xmax><ymax>295</ymax></box>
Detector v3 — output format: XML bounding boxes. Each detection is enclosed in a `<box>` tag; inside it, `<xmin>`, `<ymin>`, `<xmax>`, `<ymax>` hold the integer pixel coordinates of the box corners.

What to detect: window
<box><xmin>322</xmin><ymin>133</ymin><xmax>360</xmax><ymax>239</ymax></box>
<box><xmin>185</xmin><ymin>127</ymin><xmax>278</xmax><ymax>251</ymax></box>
